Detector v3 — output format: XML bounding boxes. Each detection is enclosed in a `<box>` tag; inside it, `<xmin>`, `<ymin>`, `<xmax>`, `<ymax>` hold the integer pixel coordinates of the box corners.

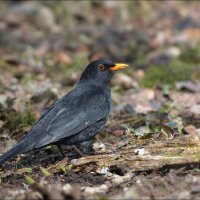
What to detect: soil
<box><xmin>0</xmin><ymin>1</ymin><xmax>200</xmax><ymax>199</ymax></box>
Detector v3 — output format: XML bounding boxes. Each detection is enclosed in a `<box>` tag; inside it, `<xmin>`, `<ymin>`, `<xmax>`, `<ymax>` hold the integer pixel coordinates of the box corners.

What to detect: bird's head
<box><xmin>80</xmin><ymin>59</ymin><xmax>128</xmax><ymax>86</ymax></box>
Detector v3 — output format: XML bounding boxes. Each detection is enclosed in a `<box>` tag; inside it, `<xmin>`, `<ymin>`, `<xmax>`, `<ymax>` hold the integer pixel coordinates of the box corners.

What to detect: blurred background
<box><xmin>0</xmin><ymin>0</ymin><xmax>200</xmax><ymax>139</ymax></box>
<box><xmin>1</xmin><ymin>1</ymin><xmax>200</xmax><ymax>85</ymax></box>
<box><xmin>1</xmin><ymin>2</ymin><xmax>200</xmax><ymax>199</ymax></box>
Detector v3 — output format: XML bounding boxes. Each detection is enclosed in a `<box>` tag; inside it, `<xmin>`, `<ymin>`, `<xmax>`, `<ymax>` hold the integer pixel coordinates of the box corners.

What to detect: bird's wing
<box><xmin>35</xmin><ymin>92</ymin><xmax>108</xmax><ymax>148</ymax></box>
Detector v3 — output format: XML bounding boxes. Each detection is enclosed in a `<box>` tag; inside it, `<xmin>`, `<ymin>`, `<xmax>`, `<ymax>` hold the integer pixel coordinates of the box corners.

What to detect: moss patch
<box><xmin>141</xmin><ymin>60</ymin><xmax>196</xmax><ymax>88</ymax></box>
<box><xmin>141</xmin><ymin>43</ymin><xmax>200</xmax><ymax>88</ymax></box>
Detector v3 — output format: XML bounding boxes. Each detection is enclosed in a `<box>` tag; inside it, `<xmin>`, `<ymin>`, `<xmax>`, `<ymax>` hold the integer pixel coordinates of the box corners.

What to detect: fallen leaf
<box><xmin>161</xmin><ymin>124</ymin><xmax>175</xmax><ymax>137</ymax></box>
<box><xmin>184</xmin><ymin>125</ymin><xmax>197</xmax><ymax>135</ymax></box>
<box><xmin>176</xmin><ymin>81</ymin><xmax>200</xmax><ymax>93</ymax></box>
<box><xmin>188</xmin><ymin>105</ymin><xmax>200</xmax><ymax>115</ymax></box>
<box><xmin>55</xmin><ymin>51</ymin><xmax>72</xmax><ymax>65</ymax></box>
<box><xmin>170</xmin><ymin>91</ymin><xmax>198</xmax><ymax>108</ymax></box>
<box><xmin>123</xmin><ymin>88</ymin><xmax>156</xmax><ymax>113</ymax></box>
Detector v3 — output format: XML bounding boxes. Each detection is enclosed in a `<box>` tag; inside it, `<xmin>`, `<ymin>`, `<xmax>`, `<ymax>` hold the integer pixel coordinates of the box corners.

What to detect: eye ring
<box><xmin>98</xmin><ymin>64</ymin><xmax>105</xmax><ymax>71</ymax></box>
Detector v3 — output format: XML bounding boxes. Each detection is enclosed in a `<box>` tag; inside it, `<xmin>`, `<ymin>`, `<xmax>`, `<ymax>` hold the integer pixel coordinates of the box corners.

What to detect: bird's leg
<box><xmin>71</xmin><ymin>140</ymin><xmax>93</xmax><ymax>158</ymax></box>
<box><xmin>57</xmin><ymin>144</ymin><xmax>65</xmax><ymax>158</ymax></box>
<box><xmin>72</xmin><ymin>145</ymin><xmax>87</xmax><ymax>157</ymax></box>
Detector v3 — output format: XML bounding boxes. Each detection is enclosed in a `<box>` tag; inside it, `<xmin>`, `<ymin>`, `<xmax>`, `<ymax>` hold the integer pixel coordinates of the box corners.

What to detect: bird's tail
<box><xmin>0</xmin><ymin>140</ymin><xmax>29</xmax><ymax>165</ymax></box>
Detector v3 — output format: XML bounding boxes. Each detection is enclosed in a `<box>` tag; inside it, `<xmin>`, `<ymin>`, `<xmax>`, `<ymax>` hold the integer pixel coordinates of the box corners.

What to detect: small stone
<box><xmin>112</xmin><ymin>73</ymin><xmax>138</xmax><ymax>89</ymax></box>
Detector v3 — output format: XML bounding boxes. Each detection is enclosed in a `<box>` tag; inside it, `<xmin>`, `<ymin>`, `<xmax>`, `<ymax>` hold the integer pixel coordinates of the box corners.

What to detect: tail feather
<box><xmin>0</xmin><ymin>140</ymin><xmax>29</xmax><ymax>165</ymax></box>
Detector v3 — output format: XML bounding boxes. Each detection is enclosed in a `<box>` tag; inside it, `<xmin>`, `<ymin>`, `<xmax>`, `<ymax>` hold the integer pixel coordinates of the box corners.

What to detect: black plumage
<box><xmin>0</xmin><ymin>59</ymin><xmax>128</xmax><ymax>165</ymax></box>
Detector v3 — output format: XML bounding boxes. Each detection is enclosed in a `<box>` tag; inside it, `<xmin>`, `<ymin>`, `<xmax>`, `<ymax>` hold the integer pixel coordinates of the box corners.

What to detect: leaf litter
<box><xmin>0</xmin><ymin>1</ymin><xmax>200</xmax><ymax>199</ymax></box>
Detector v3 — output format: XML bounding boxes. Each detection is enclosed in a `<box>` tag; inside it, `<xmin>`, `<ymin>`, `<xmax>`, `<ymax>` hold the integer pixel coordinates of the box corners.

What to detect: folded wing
<box><xmin>35</xmin><ymin>93</ymin><xmax>108</xmax><ymax>148</ymax></box>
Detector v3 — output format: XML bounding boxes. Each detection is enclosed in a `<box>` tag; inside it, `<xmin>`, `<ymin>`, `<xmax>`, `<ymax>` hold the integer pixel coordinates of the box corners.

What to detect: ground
<box><xmin>0</xmin><ymin>1</ymin><xmax>200</xmax><ymax>199</ymax></box>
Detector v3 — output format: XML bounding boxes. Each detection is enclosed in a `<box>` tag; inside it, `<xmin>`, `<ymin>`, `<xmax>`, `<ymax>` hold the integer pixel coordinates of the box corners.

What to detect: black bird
<box><xmin>0</xmin><ymin>59</ymin><xmax>128</xmax><ymax>165</ymax></box>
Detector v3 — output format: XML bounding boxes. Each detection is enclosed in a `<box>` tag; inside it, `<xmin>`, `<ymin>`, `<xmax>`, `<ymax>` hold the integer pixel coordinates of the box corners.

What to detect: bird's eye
<box><xmin>98</xmin><ymin>64</ymin><xmax>105</xmax><ymax>71</ymax></box>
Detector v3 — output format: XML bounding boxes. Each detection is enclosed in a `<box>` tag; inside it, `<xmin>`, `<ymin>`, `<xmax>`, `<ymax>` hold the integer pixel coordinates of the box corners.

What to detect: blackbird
<box><xmin>0</xmin><ymin>59</ymin><xmax>128</xmax><ymax>165</ymax></box>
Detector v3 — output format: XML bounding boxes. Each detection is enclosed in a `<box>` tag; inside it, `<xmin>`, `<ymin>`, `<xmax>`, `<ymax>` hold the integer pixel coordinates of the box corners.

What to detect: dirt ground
<box><xmin>1</xmin><ymin>134</ymin><xmax>200</xmax><ymax>199</ymax></box>
<box><xmin>0</xmin><ymin>1</ymin><xmax>200</xmax><ymax>199</ymax></box>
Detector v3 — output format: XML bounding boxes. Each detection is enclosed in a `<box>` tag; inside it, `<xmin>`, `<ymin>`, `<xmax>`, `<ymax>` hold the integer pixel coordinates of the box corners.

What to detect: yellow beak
<box><xmin>109</xmin><ymin>63</ymin><xmax>129</xmax><ymax>71</ymax></box>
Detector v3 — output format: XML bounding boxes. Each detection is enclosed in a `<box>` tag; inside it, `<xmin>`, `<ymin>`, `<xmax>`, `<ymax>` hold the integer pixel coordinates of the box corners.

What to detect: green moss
<box><xmin>195</xmin><ymin>154</ymin><xmax>200</xmax><ymax>163</ymax></box>
<box><xmin>159</xmin><ymin>101</ymin><xmax>172</xmax><ymax>113</ymax></box>
<box><xmin>141</xmin><ymin>60</ymin><xmax>194</xmax><ymax>88</ymax></box>
<box><xmin>179</xmin><ymin>43</ymin><xmax>200</xmax><ymax>63</ymax></box>
<box><xmin>96</xmin><ymin>195</ymin><xmax>108</xmax><ymax>200</ymax></box>
<box><xmin>141</xmin><ymin>43</ymin><xmax>200</xmax><ymax>88</ymax></box>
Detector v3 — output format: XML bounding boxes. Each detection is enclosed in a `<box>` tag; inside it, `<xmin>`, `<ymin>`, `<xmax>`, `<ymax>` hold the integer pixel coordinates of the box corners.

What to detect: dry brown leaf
<box><xmin>55</xmin><ymin>51</ymin><xmax>72</xmax><ymax>65</ymax></box>
<box><xmin>170</xmin><ymin>91</ymin><xmax>198</xmax><ymax>108</ymax></box>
